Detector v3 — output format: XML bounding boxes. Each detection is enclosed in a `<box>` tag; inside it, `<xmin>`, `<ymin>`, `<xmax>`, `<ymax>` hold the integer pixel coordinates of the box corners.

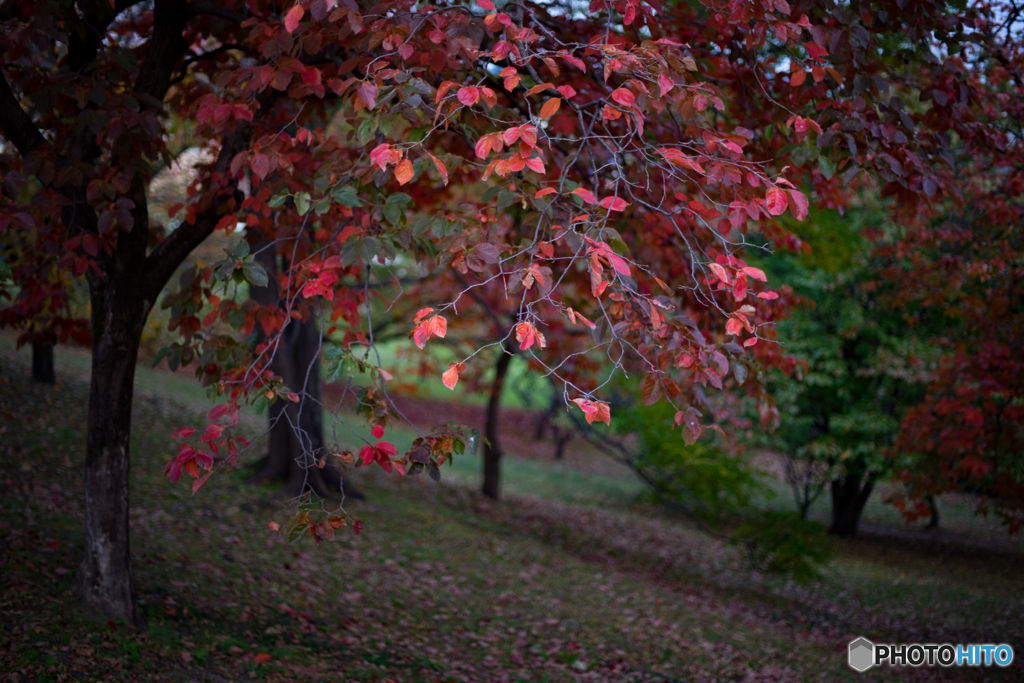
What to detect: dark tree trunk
<box><xmin>32</xmin><ymin>339</ymin><xmax>55</xmax><ymax>384</ymax></box>
<box><xmin>481</xmin><ymin>349</ymin><xmax>513</xmax><ymax>499</ymax></box>
<box><xmin>829</xmin><ymin>466</ymin><xmax>875</xmax><ymax>536</ymax></box>
<box><xmin>925</xmin><ymin>494</ymin><xmax>939</xmax><ymax>529</ymax></box>
<box><xmin>250</xmin><ymin>244</ymin><xmax>360</xmax><ymax>500</ymax></box>
<box><xmin>73</xmin><ymin>180</ymin><xmax>152</xmax><ymax>628</ymax></box>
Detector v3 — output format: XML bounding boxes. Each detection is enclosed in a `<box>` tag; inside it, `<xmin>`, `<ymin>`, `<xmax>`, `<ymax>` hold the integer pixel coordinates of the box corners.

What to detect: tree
<box><xmin>755</xmin><ymin>207</ymin><xmax>937</xmax><ymax>535</ymax></box>
<box><xmin>873</xmin><ymin>1</ymin><xmax>1024</xmax><ymax>535</ymax></box>
<box><xmin>0</xmin><ymin>0</ymin><xmax>1000</xmax><ymax>625</ymax></box>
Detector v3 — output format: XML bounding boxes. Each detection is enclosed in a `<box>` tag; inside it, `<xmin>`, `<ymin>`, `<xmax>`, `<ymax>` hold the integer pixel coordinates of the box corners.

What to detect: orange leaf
<box><xmin>789</xmin><ymin>69</ymin><xmax>806</xmax><ymax>86</ymax></box>
<box><xmin>527</xmin><ymin>83</ymin><xmax>554</xmax><ymax>96</ymax></box>
<box><xmin>430</xmin><ymin>155</ymin><xmax>448</xmax><ymax>185</ymax></box>
<box><xmin>442</xmin><ymin>362</ymin><xmax>466</xmax><ymax>390</ymax></box>
<box><xmin>515</xmin><ymin>321</ymin><xmax>546</xmax><ymax>350</ymax></box>
<box><xmin>394</xmin><ymin>159</ymin><xmax>414</xmax><ymax>185</ymax></box>
<box><xmin>539</xmin><ymin>98</ymin><xmax>561</xmax><ymax>119</ymax></box>
<box><xmin>253</xmin><ymin>653</ymin><xmax>273</xmax><ymax>665</ymax></box>
<box><xmin>535</xmin><ymin>188</ymin><xmax>556</xmax><ymax>198</ymax></box>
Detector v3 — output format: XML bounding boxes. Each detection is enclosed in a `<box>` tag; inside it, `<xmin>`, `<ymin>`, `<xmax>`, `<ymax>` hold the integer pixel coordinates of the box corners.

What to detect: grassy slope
<box><xmin>0</xmin><ymin>341</ymin><xmax>1022</xmax><ymax>683</ymax></box>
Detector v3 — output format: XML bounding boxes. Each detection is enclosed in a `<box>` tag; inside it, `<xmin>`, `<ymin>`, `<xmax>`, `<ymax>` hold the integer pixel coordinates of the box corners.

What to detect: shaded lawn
<box><xmin>0</xmin><ymin>347</ymin><xmax>1022</xmax><ymax>682</ymax></box>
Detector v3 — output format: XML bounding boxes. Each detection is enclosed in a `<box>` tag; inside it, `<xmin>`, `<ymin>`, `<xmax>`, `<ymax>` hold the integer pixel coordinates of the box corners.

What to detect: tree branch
<box><xmin>0</xmin><ymin>67</ymin><xmax>47</xmax><ymax>155</ymax></box>
<box><xmin>187</xmin><ymin>0</ymin><xmax>249</xmax><ymax>24</ymax></box>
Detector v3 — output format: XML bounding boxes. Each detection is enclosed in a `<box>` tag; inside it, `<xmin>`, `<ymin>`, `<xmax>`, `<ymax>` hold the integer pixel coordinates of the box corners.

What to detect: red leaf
<box><xmin>611</xmin><ymin>88</ymin><xmax>635</xmax><ymax>108</ymax></box>
<box><xmin>478</xmin><ymin>0</ymin><xmax>495</xmax><ymax>8</ymax></box>
<box><xmin>251</xmin><ymin>153</ymin><xmax>270</xmax><ymax>181</ymax></box>
<box><xmin>284</xmin><ymin>4</ymin><xmax>303</xmax><ymax>33</ymax></box>
<box><xmin>572</xmin><ymin>398</ymin><xmax>611</xmax><ymax>425</ymax></box>
<box><xmin>741</xmin><ymin>266</ymin><xmax>767</xmax><ymax>282</ymax></box>
<box><xmin>658</xmin><ymin>73</ymin><xmax>674</xmax><ymax>97</ymax></box>
<box><xmin>525</xmin><ymin>156</ymin><xmax>545</xmax><ymax>174</ymax></box>
<box><xmin>474</xmin><ymin>136</ymin><xmax>493</xmax><ymax>159</ymax></box>
<box><xmin>371</xmin><ymin>424</ymin><xmax>384</xmax><ymax>438</ymax></box>
<box><xmin>572</xmin><ymin>187</ymin><xmax>598</xmax><ymax>204</ymax></box>
<box><xmin>765</xmin><ymin>187</ymin><xmax>788</xmax><ymax>216</ymax></box>
<box><xmin>457</xmin><ymin>87</ymin><xmax>479</xmax><ymax>106</ymax></box>
<box><xmin>708</xmin><ymin>263</ymin><xmax>731</xmax><ymax>284</ymax></box>
<box><xmin>787</xmin><ymin>189</ymin><xmax>809</xmax><ymax>220</ymax></box>
<box><xmin>599</xmin><ymin>196</ymin><xmax>628</xmax><ymax>211</ymax></box>
<box><xmin>357</xmin><ymin>81</ymin><xmax>378</xmax><ymax>110</ymax></box>
<box><xmin>172</xmin><ymin>427</ymin><xmax>196</xmax><ymax>440</ymax></box>
<box><xmin>253</xmin><ymin>653</ymin><xmax>273</xmax><ymax>665</ymax></box>
<box><xmin>535</xmin><ymin>188</ymin><xmax>556</xmax><ymax>198</ymax></box>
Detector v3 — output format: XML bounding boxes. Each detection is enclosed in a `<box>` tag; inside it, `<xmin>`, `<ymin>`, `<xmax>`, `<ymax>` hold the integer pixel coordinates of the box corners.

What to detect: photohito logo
<box><xmin>848</xmin><ymin>638</ymin><xmax>1014</xmax><ymax>672</ymax></box>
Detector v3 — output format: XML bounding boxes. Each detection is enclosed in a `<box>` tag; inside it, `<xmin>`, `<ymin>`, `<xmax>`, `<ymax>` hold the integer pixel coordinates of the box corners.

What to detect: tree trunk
<box><xmin>481</xmin><ymin>349</ymin><xmax>513</xmax><ymax>499</ymax></box>
<box><xmin>73</xmin><ymin>181</ymin><xmax>152</xmax><ymax>628</ymax></box>
<box><xmin>829</xmin><ymin>467</ymin><xmax>875</xmax><ymax>536</ymax></box>
<box><xmin>925</xmin><ymin>494</ymin><xmax>939</xmax><ymax>529</ymax></box>
<box><xmin>32</xmin><ymin>339</ymin><xmax>55</xmax><ymax>384</ymax></box>
<box><xmin>250</xmin><ymin>244</ymin><xmax>360</xmax><ymax>499</ymax></box>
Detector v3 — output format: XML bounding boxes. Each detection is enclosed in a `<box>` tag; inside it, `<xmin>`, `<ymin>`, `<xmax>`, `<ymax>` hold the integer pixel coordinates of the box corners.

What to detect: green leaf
<box><xmin>818</xmin><ymin>155</ymin><xmax>836</xmax><ymax>180</ymax></box>
<box><xmin>332</xmin><ymin>185</ymin><xmax>363</xmax><ymax>207</ymax></box>
<box><xmin>497</xmin><ymin>189</ymin><xmax>518</xmax><ymax>209</ymax></box>
<box><xmin>386</xmin><ymin>192</ymin><xmax>413</xmax><ymax>207</ymax></box>
<box><xmin>294</xmin><ymin>191</ymin><xmax>311</xmax><ymax>216</ymax></box>
<box><xmin>268</xmin><ymin>193</ymin><xmax>288</xmax><ymax>208</ymax></box>
<box><xmin>383</xmin><ymin>203</ymin><xmax>403</xmax><ymax>226</ymax></box>
<box><xmin>241</xmin><ymin>261</ymin><xmax>269</xmax><ymax>288</ymax></box>
<box><xmin>231</xmin><ymin>240</ymin><xmax>250</xmax><ymax>258</ymax></box>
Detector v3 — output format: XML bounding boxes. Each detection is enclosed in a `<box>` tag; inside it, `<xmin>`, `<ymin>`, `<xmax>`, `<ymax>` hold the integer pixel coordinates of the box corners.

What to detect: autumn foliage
<box><xmin>2</xmin><ymin>0</ymin><xmax>1022</xmax><ymax>624</ymax></box>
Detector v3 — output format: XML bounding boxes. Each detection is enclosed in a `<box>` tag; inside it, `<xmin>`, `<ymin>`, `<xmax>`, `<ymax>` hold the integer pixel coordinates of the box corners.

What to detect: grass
<box><xmin>1</xmin><ymin>340</ymin><xmax>1023</xmax><ymax>682</ymax></box>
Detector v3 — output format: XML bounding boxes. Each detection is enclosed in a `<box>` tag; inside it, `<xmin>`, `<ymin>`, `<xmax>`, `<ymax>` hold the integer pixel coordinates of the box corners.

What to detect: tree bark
<box><xmin>481</xmin><ymin>349</ymin><xmax>513</xmax><ymax>499</ymax></box>
<box><xmin>72</xmin><ymin>180</ymin><xmax>152</xmax><ymax>628</ymax></box>
<box><xmin>32</xmin><ymin>339</ymin><xmax>55</xmax><ymax>384</ymax></box>
<box><xmin>829</xmin><ymin>466</ymin><xmax>875</xmax><ymax>536</ymax></box>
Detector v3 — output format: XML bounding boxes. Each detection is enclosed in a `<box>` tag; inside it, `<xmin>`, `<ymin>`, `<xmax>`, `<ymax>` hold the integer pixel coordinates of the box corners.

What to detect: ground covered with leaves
<box><xmin>1</xmin><ymin>348</ymin><xmax>1022</xmax><ymax>682</ymax></box>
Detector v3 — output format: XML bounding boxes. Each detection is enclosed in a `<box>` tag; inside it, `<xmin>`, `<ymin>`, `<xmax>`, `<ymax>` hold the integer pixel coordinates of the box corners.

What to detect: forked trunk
<box><xmin>481</xmin><ymin>350</ymin><xmax>513</xmax><ymax>499</ymax></box>
<box><xmin>251</xmin><ymin>243</ymin><xmax>359</xmax><ymax>499</ymax></box>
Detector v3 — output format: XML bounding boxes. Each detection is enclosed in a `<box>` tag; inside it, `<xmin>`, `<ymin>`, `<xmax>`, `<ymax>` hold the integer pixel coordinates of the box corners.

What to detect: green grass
<box><xmin>1</xmin><ymin>340</ymin><xmax>1022</xmax><ymax>682</ymax></box>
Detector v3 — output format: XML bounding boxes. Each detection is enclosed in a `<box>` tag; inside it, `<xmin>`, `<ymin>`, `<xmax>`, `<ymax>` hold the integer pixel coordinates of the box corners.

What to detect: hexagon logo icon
<box><xmin>848</xmin><ymin>637</ymin><xmax>875</xmax><ymax>672</ymax></box>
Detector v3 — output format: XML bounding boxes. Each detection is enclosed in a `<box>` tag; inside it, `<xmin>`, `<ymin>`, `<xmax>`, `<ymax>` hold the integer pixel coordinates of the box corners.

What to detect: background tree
<box><xmin>0</xmin><ymin>0</ymin><xmax>1007</xmax><ymax>625</ymax></box>
<box><xmin>755</xmin><ymin>208</ymin><xmax>938</xmax><ymax>535</ymax></box>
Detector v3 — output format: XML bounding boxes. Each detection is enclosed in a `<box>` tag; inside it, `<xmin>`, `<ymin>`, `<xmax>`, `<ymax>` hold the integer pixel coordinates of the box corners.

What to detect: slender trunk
<box><xmin>829</xmin><ymin>467</ymin><xmax>874</xmax><ymax>536</ymax></box>
<box><xmin>481</xmin><ymin>350</ymin><xmax>513</xmax><ymax>499</ymax></box>
<box><xmin>32</xmin><ymin>339</ymin><xmax>55</xmax><ymax>384</ymax></box>
<box><xmin>925</xmin><ymin>494</ymin><xmax>939</xmax><ymax>529</ymax></box>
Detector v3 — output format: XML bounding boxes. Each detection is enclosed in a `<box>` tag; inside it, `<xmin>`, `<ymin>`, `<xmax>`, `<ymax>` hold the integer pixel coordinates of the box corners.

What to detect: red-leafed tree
<box><xmin>0</xmin><ymin>0</ymin><xmax>1005</xmax><ymax>625</ymax></box>
<box><xmin>881</xmin><ymin>4</ymin><xmax>1024</xmax><ymax>532</ymax></box>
